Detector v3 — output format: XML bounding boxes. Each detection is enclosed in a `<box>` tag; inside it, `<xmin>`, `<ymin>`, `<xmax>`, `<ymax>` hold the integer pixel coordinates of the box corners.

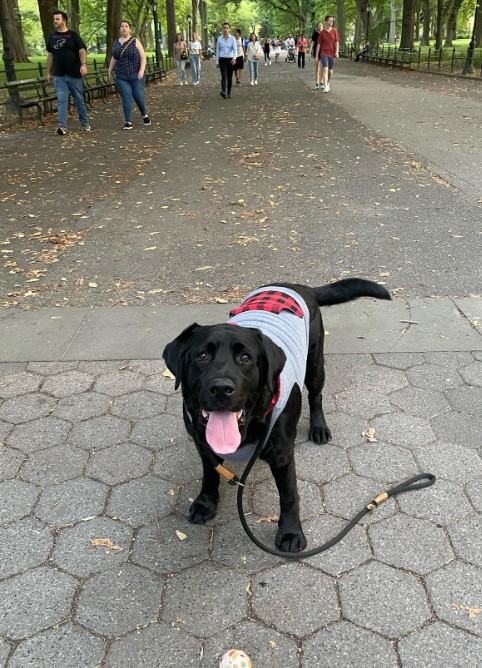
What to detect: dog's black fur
<box><xmin>163</xmin><ymin>278</ymin><xmax>391</xmax><ymax>552</ymax></box>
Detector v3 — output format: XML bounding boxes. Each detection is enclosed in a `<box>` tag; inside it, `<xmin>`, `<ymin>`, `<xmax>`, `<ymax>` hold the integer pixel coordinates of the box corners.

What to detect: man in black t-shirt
<box><xmin>310</xmin><ymin>21</ymin><xmax>323</xmax><ymax>89</ymax></box>
<box><xmin>46</xmin><ymin>10</ymin><xmax>91</xmax><ymax>135</ymax></box>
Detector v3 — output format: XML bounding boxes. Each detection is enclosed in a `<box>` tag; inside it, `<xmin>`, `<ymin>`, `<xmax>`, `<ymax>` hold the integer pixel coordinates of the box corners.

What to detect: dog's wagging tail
<box><xmin>163</xmin><ymin>278</ymin><xmax>392</xmax><ymax>553</ymax></box>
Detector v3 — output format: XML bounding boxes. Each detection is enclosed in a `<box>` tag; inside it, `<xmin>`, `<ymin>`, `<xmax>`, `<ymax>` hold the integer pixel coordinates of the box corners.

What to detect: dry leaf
<box><xmin>175</xmin><ymin>530</ymin><xmax>188</xmax><ymax>541</ymax></box>
<box><xmin>362</xmin><ymin>427</ymin><xmax>378</xmax><ymax>443</ymax></box>
<box><xmin>162</xmin><ymin>369</ymin><xmax>175</xmax><ymax>380</ymax></box>
<box><xmin>89</xmin><ymin>538</ymin><xmax>123</xmax><ymax>552</ymax></box>
<box><xmin>255</xmin><ymin>515</ymin><xmax>279</xmax><ymax>523</ymax></box>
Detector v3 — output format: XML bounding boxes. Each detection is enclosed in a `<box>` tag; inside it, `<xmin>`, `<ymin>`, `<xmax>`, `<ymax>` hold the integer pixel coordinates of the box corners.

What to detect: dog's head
<box><xmin>163</xmin><ymin>323</ymin><xmax>286</xmax><ymax>456</ymax></box>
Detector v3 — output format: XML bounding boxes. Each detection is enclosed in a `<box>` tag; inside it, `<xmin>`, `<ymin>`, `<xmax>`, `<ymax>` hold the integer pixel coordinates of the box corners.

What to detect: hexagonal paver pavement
<box><xmin>69</xmin><ymin>414</ymin><xmax>130</xmax><ymax>451</ymax></box>
<box><xmin>75</xmin><ymin>564</ymin><xmax>162</xmax><ymax>637</ymax></box>
<box><xmin>252</xmin><ymin>562</ymin><xmax>339</xmax><ymax>637</ymax></box>
<box><xmin>302</xmin><ymin>620</ymin><xmax>398</xmax><ymax>667</ymax></box>
<box><xmin>162</xmin><ymin>562</ymin><xmax>248</xmax><ymax>638</ymax></box>
<box><xmin>339</xmin><ymin>561</ymin><xmax>431</xmax><ymax>638</ymax></box>
<box><xmin>1</xmin><ymin>351</ymin><xmax>481</xmax><ymax>665</ymax></box>
<box><xmin>131</xmin><ymin>515</ymin><xmax>209</xmax><ymax>574</ymax></box>
<box><xmin>398</xmin><ymin>621</ymin><xmax>482</xmax><ymax>667</ymax></box>
<box><xmin>369</xmin><ymin>514</ymin><xmax>454</xmax><ymax>574</ymax></box>
<box><xmin>41</xmin><ymin>370</ymin><xmax>94</xmax><ymax>398</ymax></box>
<box><xmin>447</xmin><ymin>514</ymin><xmax>482</xmax><ymax>568</ymax></box>
<box><xmin>110</xmin><ymin>391</ymin><xmax>166</xmax><ymax>420</ymax></box>
<box><xmin>201</xmin><ymin>619</ymin><xmax>298</xmax><ymax>667</ymax></box>
<box><xmin>7</xmin><ymin>622</ymin><xmax>106</xmax><ymax>668</ymax></box>
<box><xmin>0</xmin><ymin>479</ymin><xmax>40</xmax><ymax>524</ymax></box>
<box><xmin>35</xmin><ymin>477</ymin><xmax>108</xmax><ymax>526</ymax></box>
<box><xmin>53</xmin><ymin>516</ymin><xmax>133</xmax><ymax>577</ymax></box>
<box><xmin>86</xmin><ymin>442</ymin><xmax>152</xmax><ymax>484</ymax></box>
<box><xmin>0</xmin><ymin>566</ymin><xmax>77</xmax><ymax>640</ymax></box>
<box><xmin>106</xmin><ymin>475</ymin><xmax>177</xmax><ymax>526</ymax></box>
<box><xmin>0</xmin><ymin>517</ymin><xmax>53</xmax><ymax>579</ymax></box>
<box><xmin>20</xmin><ymin>444</ymin><xmax>87</xmax><ymax>486</ymax></box>
<box><xmin>6</xmin><ymin>416</ymin><xmax>71</xmax><ymax>454</ymax></box>
<box><xmin>105</xmin><ymin>622</ymin><xmax>201</xmax><ymax>667</ymax></box>
<box><xmin>425</xmin><ymin>561</ymin><xmax>482</xmax><ymax>636</ymax></box>
<box><xmin>303</xmin><ymin>513</ymin><xmax>372</xmax><ymax>575</ymax></box>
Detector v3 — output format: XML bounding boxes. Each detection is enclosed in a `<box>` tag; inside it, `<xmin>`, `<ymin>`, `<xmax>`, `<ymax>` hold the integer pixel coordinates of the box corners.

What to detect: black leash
<box><xmin>233</xmin><ymin>441</ymin><xmax>436</xmax><ymax>559</ymax></box>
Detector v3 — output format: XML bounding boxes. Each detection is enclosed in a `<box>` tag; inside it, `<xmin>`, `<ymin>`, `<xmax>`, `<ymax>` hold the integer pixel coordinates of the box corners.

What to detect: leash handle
<box><xmin>236</xmin><ymin>469</ymin><xmax>436</xmax><ymax>559</ymax></box>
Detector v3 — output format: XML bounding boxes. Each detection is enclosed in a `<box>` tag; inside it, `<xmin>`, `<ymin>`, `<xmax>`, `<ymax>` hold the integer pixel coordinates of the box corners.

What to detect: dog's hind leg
<box><xmin>188</xmin><ymin>450</ymin><xmax>221</xmax><ymax>524</ymax></box>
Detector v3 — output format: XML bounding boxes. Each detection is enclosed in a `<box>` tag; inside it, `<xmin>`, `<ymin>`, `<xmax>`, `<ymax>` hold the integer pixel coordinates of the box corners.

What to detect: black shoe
<box><xmin>220</xmin><ymin>91</ymin><xmax>227</xmax><ymax>99</ymax></box>
<box><xmin>56</xmin><ymin>126</ymin><xmax>67</xmax><ymax>135</ymax></box>
<box><xmin>143</xmin><ymin>115</ymin><xmax>151</xmax><ymax>125</ymax></box>
<box><xmin>123</xmin><ymin>122</ymin><xmax>133</xmax><ymax>130</ymax></box>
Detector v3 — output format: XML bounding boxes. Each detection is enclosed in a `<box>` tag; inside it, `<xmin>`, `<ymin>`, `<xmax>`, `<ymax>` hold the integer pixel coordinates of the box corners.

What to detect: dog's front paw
<box><xmin>309</xmin><ymin>423</ymin><xmax>332</xmax><ymax>444</ymax></box>
<box><xmin>188</xmin><ymin>493</ymin><xmax>219</xmax><ymax>524</ymax></box>
<box><xmin>275</xmin><ymin>525</ymin><xmax>307</xmax><ymax>553</ymax></box>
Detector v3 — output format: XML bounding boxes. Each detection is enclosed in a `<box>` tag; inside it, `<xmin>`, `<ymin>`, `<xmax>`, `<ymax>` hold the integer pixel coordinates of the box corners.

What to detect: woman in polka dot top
<box><xmin>108</xmin><ymin>20</ymin><xmax>151</xmax><ymax>130</ymax></box>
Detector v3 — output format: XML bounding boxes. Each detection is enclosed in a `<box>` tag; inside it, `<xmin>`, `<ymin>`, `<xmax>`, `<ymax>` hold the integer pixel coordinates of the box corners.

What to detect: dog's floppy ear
<box><xmin>163</xmin><ymin>323</ymin><xmax>201</xmax><ymax>390</ymax></box>
<box><xmin>255</xmin><ymin>330</ymin><xmax>286</xmax><ymax>393</ymax></box>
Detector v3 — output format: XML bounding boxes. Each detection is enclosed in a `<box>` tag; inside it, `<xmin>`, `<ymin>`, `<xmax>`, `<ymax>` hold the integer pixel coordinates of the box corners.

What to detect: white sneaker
<box><xmin>254</xmin><ymin>80</ymin><xmax>258</xmax><ymax>85</ymax></box>
<box><xmin>250</xmin><ymin>80</ymin><xmax>254</xmax><ymax>85</ymax></box>
<box><xmin>265</xmin><ymin>62</ymin><xmax>267</xmax><ymax>66</ymax></box>
<box><xmin>325</xmin><ymin>82</ymin><xmax>330</xmax><ymax>92</ymax></box>
<box><xmin>315</xmin><ymin>84</ymin><xmax>319</xmax><ymax>89</ymax></box>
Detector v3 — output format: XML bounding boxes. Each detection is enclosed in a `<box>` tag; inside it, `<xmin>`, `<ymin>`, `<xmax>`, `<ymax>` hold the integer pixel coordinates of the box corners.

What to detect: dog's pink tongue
<box><xmin>205</xmin><ymin>411</ymin><xmax>241</xmax><ymax>455</ymax></box>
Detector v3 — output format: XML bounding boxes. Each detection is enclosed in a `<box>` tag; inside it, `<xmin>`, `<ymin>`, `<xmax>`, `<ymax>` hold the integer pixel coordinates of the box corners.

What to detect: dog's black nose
<box><xmin>209</xmin><ymin>378</ymin><xmax>235</xmax><ymax>397</ymax></box>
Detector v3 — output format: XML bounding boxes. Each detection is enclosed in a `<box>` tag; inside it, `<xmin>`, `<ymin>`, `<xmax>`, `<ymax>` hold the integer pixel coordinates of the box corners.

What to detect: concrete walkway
<box><xmin>0</xmin><ymin>59</ymin><xmax>482</xmax><ymax>667</ymax></box>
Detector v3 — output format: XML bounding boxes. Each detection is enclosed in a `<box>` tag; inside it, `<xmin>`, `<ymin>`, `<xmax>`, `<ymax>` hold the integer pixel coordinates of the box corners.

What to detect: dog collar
<box><xmin>264</xmin><ymin>376</ymin><xmax>280</xmax><ymax>416</ymax></box>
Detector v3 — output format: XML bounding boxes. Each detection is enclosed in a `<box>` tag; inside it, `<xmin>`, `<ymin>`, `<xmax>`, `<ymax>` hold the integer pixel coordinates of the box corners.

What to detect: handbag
<box><xmin>180</xmin><ymin>50</ymin><xmax>189</xmax><ymax>60</ymax></box>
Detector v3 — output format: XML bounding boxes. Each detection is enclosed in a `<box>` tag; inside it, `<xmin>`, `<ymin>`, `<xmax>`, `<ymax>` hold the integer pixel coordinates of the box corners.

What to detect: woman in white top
<box><xmin>189</xmin><ymin>32</ymin><xmax>203</xmax><ymax>85</ymax></box>
<box><xmin>246</xmin><ymin>32</ymin><xmax>263</xmax><ymax>85</ymax></box>
<box><xmin>173</xmin><ymin>32</ymin><xmax>188</xmax><ymax>84</ymax></box>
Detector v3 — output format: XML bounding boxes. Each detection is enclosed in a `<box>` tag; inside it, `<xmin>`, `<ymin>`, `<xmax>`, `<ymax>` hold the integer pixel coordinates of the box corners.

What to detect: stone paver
<box><xmin>75</xmin><ymin>564</ymin><xmax>162</xmax><ymax>637</ymax></box>
<box><xmin>0</xmin><ymin>348</ymin><xmax>480</xmax><ymax>662</ymax></box>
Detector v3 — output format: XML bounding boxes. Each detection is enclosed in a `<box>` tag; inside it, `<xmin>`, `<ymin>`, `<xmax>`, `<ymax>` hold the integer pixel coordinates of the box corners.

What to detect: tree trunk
<box><xmin>70</xmin><ymin>0</ymin><xmax>80</xmax><ymax>34</ymax></box>
<box><xmin>435</xmin><ymin>0</ymin><xmax>443</xmax><ymax>48</ymax></box>
<box><xmin>8</xmin><ymin>0</ymin><xmax>30</xmax><ymax>61</ymax></box>
<box><xmin>400</xmin><ymin>0</ymin><xmax>416</xmax><ymax>48</ymax></box>
<box><xmin>444</xmin><ymin>0</ymin><xmax>463</xmax><ymax>46</ymax></box>
<box><xmin>166</xmin><ymin>0</ymin><xmax>176</xmax><ymax>56</ymax></box>
<box><xmin>420</xmin><ymin>0</ymin><xmax>431</xmax><ymax>45</ymax></box>
<box><xmin>199</xmin><ymin>0</ymin><xmax>208</xmax><ymax>48</ymax></box>
<box><xmin>476</xmin><ymin>7</ymin><xmax>482</xmax><ymax>48</ymax></box>
<box><xmin>336</xmin><ymin>0</ymin><xmax>345</xmax><ymax>44</ymax></box>
<box><xmin>106</xmin><ymin>0</ymin><xmax>122</xmax><ymax>63</ymax></box>
<box><xmin>37</xmin><ymin>0</ymin><xmax>57</xmax><ymax>45</ymax></box>
<box><xmin>191</xmin><ymin>0</ymin><xmax>199</xmax><ymax>34</ymax></box>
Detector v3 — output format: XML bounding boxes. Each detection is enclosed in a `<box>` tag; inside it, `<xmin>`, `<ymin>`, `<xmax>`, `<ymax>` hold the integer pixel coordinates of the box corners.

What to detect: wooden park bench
<box><xmin>4</xmin><ymin>78</ymin><xmax>50</xmax><ymax>124</ymax></box>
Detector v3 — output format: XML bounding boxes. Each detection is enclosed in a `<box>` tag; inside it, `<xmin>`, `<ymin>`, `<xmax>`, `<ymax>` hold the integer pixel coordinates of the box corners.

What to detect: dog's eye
<box><xmin>196</xmin><ymin>351</ymin><xmax>209</xmax><ymax>362</ymax></box>
<box><xmin>239</xmin><ymin>352</ymin><xmax>252</xmax><ymax>363</ymax></box>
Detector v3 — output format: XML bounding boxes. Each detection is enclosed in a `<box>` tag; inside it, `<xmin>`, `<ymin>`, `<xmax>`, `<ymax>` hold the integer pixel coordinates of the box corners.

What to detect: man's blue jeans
<box><xmin>53</xmin><ymin>75</ymin><xmax>89</xmax><ymax>128</ymax></box>
<box><xmin>190</xmin><ymin>54</ymin><xmax>200</xmax><ymax>83</ymax></box>
<box><xmin>115</xmin><ymin>74</ymin><xmax>147</xmax><ymax>123</ymax></box>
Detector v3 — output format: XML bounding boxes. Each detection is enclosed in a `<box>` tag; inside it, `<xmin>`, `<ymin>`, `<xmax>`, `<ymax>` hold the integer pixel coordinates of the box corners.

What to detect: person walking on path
<box><xmin>108</xmin><ymin>20</ymin><xmax>150</xmax><ymax>130</ymax></box>
<box><xmin>274</xmin><ymin>35</ymin><xmax>282</xmax><ymax>62</ymax></box>
<box><xmin>46</xmin><ymin>10</ymin><xmax>91</xmax><ymax>135</ymax></box>
<box><xmin>263</xmin><ymin>37</ymin><xmax>271</xmax><ymax>66</ymax></box>
<box><xmin>310</xmin><ymin>21</ymin><xmax>323</xmax><ymax>89</ymax></box>
<box><xmin>216</xmin><ymin>22</ymin><xmax>237</xmax><ymax>99</ymax></box>
<box><xmin>189</xmin><ymin>32</ymin><xmax>203</xmax><ymax>84</ymax></box>
<box><xmin>297</xmin><ymin>32</ymin><xmax>307</xmax><ymax>68</ymax></box>
<box><xmin>233</xmin><ymin>28</ymin><xmax>246</xmax><ymax>85</ymax></box>
<box><xmin>246</xmin><ymin>32</ymin><xmax>263</xmax><ymax>85</ymax></box>
<box><xmin>173</xmin><ymin>32</ymin><xmax>188</xmax><ymax>85</ymax></box>
<box><xmin>316</xmin><ymin>16</ymin><xmax>339</xmax><ymax>93</ymax></box>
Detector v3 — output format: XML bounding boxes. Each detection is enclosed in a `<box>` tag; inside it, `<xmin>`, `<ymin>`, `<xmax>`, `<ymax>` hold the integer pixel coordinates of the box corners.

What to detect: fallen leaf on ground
<box><xmin>362</xmin><ymin>427</ymin><xmax>378</xmax><ymax>443</ymax></box>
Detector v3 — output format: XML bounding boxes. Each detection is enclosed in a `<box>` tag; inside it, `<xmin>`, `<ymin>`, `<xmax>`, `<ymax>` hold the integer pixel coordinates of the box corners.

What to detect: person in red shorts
<box><xmin>315</xmin><ymin>15</ymin><xmax>339</xmax><ymax>93</ymax></box>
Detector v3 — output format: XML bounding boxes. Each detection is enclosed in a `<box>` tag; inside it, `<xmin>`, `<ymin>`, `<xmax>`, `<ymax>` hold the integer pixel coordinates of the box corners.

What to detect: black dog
<box><xmin>163</xmin><ymin>278</ymin><xmax>391</xmax><ymax>553</ymax></box>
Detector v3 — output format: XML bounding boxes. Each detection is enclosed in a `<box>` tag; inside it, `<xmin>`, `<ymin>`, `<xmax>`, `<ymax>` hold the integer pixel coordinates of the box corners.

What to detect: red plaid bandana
<box><xmin>229</xmin><ymin>290</ymin><xmax>304</xmax><ymax>318</ymax></box>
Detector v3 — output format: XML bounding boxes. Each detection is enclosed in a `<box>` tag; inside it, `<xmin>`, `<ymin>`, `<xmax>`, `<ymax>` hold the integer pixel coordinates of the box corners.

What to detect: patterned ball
<box><xmin>219</xmin><ymin>648</ymin><xmax>252</xmax><ymax>668</ymax></box>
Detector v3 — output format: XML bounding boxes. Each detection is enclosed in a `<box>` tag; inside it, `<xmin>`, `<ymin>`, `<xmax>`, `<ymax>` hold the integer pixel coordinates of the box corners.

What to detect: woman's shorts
<box><xmin>234</xmin><ymin>55</ymin><xmax>244</xmax><ymax>70</ymax></box>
